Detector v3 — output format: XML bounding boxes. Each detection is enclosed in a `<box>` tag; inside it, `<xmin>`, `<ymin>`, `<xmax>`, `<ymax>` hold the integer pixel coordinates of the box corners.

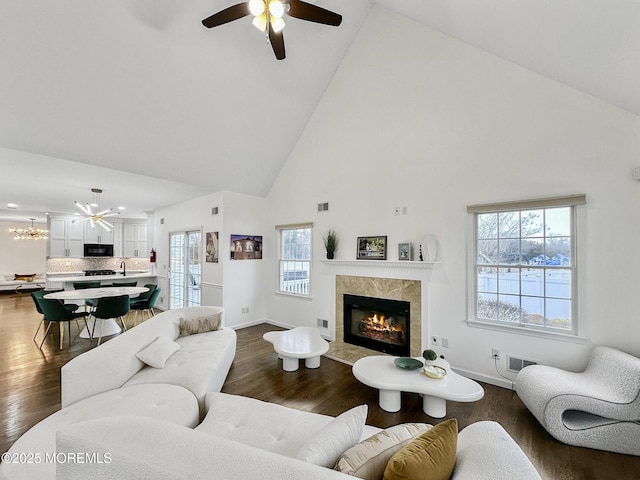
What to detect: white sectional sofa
<box><xmin>51</xmin><ymin>393</ymin><xmax>541</xmax><ymax>480</ymax></box>
<box><xmin>1</xmin><ymin>306</ymin><xmax>237</xmax><ymax>480</ymax></box>
<box><xmin>2</xmin><ymin>304</ymin><xmax>541</xmax><ymax>480</ymax></box>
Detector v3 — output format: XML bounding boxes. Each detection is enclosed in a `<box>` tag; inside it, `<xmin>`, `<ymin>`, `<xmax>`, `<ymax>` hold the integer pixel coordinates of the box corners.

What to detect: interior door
<box><xmin>169</xmin><ymin>230</ymin><xmax>201</xmax><ymax>309</ymax></box>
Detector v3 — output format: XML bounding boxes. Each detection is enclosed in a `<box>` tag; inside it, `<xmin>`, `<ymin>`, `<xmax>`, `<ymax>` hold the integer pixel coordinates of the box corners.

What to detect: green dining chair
<box><xmin>73</xmin><ymin>281</ymin><xmax>101</xmax><ymax>310</ymax></box>
<box><xmin>30</xmin><ymin>291</ymin><xmax>80</xmax><ymax>344</ymax></box>
<box><xmin>37</xmin><ymin>296</ymin><xmax>90</xmax><ymax>350</ymax></box>
<box><xmin>91</xmin><ymin>295</ymin><xmax>131</xmax><ymax>345</ymax></box>
<box><xmin>130</xmin><ymin>288</ymin><xmax>161</xmax><ymax>326</ymax></box>
<box><xmin>73</xmin><ymin>281</ymin><xmax>101</xmax><ymax>289</ymax></box>
<box><xmin>110</xmin><ymin>281</ymin><xmax>138</xmax><ymax>287</ymax></box>
<box><xmin>130</xmin><ymin>284</ymin><xmax>157</xmax><ymax>307</ymax></box>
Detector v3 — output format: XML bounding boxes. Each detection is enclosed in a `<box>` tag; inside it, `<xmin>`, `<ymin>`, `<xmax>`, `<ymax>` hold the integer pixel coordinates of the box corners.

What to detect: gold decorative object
<box><xmin>9</xmin><ymin>218</ymin><xmax>48</xmax><ymax>240</ymax></box>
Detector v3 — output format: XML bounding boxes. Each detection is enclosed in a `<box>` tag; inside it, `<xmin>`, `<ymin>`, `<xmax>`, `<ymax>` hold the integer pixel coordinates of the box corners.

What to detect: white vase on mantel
<box><xmin>420</xmin><ymin>234</ymin><xmax>437</xmax><ymax>262</ymax></box>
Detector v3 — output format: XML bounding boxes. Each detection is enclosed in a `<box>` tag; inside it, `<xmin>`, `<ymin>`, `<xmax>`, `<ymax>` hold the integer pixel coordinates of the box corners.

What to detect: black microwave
<box><xmin>84</xmin><ymin>244</ymin><xmax>114</xmax><ymax>257</ymax></box>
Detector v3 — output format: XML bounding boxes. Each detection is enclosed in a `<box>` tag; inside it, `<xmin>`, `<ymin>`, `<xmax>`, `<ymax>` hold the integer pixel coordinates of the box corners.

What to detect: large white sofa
<box><xmin>2</xmin><ymin>305</ymin><xmax>541</xmax><ymax>480</ymax></box>
<box><xmin>1</xmin><ymin>305</ymin><xmax>237</xmax><ymax>480</ymax></box>
<box><xmin>51</xmin><ymin>393</ymin><xmax>541</xmax><ymax>479</ymax></box>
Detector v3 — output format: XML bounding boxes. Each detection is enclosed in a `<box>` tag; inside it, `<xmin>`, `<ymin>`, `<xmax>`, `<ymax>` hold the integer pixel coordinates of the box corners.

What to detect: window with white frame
<box><xmin>277</xmin><ymin>223</ymin><xmax>312</xmax><ymax>296</ymax></box>
<box><xmin>468</xmin><ymin>195</ymin><xmax>585</xmax><ymax>335</ymax></box>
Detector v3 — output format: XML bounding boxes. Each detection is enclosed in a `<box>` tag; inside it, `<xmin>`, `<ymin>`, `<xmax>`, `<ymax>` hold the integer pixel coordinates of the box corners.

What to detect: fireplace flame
<box><xmin>359</xmin><ymin>312</ymin><xmax>405</xmax><ymax>345</ymax></box>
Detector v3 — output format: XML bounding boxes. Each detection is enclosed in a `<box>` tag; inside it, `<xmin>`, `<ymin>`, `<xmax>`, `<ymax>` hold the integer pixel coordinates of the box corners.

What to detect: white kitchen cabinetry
<box><xmin>113</xmin><ymin>222</ymin><xmax>123</xmax><ymax>258</ymax></box>
<box><xmin>49</xmin><ymin>217</ymin><xmax>84</xmax><ymax>258</ymax></box>
<box><xmin>84</xmin><ymin>222</ymin><xmax>115</xmax><ymax>245</ymax></box>
<box><xmin>123</xmin><ymin>222</ymin><xmax>148</xmax><ymax>258</ymax></box>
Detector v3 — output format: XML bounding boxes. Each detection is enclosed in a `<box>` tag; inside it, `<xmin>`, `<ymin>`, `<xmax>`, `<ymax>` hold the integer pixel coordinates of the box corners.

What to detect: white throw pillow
<box><xmin>296</xmin><ymin>404</ymin><xmax>367</xmax><ymax>468</ymax></box>
<box><xmin>135</xmin><ymin>336</ymin><xmax>180</xmax><ymax>368</ymax></box>
<box><xmin>334</xmin><ymin>423</ymin><xmax>432</xmax><ymax>479</ymax></box>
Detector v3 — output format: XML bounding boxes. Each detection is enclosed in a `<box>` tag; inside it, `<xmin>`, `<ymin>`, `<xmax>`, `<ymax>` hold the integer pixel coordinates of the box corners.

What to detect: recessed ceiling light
<box><xmin>7</xmin><ymin>203</ymin><xmax>18</xmax><ymax>209</ymax></box>
<box><xmin>118</xmin><ymin>206</ymin><xmax>126</xmax><ymax>211</ymax></box>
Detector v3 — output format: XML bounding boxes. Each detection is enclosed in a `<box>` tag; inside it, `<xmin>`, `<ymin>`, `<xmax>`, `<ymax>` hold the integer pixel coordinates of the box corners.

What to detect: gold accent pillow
<box><xmin>178</xmin><ymin>313</ymin><xmax>222</xmax><ymax>336</ymax></box>
<box><xmin>334</xmin><ymin>423</ymin><xmax>431</xmax><ymax>480</ymax></box>
<box><xmin>383</xmin><ymin>418</ymin><xmax>458</xmax><ymax>480</ymax></box>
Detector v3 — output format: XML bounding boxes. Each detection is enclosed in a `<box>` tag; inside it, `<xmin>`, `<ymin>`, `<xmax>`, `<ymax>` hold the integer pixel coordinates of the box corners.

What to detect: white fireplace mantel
<box><xmin>321</xmin><ymin>260</ymin><xmax>438</xmax><ymax>269</ymax></box>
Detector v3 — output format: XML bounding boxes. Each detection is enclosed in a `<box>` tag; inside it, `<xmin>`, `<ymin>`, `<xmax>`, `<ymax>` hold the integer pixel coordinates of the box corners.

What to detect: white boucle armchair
<box><xmin>515</xmin><ymin>345</ymin><xmax>640</xmax><ymax>455</ymax></box>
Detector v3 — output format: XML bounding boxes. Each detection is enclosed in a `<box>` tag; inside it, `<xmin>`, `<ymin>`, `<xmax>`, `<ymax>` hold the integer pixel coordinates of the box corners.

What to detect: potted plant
<box><xmin>422</xmin><ymin>349</ymin><xmax>438</xmax><ymax>366</ymax></box>
<box><xmin>323</xmin><ymin>229</ymin><xmax>338</xmax><ymax>259</ymax></box>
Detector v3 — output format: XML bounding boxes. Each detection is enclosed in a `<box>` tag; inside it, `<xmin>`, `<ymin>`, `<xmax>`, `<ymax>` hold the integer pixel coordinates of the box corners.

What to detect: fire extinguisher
<box><xmin>150</xmin><ymin>248</ymin><xmax>156</xmax><ymax>263</ymax></box>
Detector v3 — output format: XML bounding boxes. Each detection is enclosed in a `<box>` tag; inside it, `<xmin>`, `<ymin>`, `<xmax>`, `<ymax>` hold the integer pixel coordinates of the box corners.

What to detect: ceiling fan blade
<box><xmin>268</xmin><ymin>23</ymin><xmax>286</xmax><ymax>60</ymax></box>
<box><xmin>202</xmin><ymin>3</ymin><xmax>250</xmax><ymax>28</ymax></box>
<box><xmin>287</xmin><ymin>0</ymin><xmax>342</xmax><ymax>27</ymax></box>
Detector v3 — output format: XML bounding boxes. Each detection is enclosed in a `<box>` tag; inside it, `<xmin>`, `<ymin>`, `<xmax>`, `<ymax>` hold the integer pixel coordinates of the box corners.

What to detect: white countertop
<box><xmin>51</xmin><ymin>272</ymin><xmax>157</xmax><ymax>283</ymax></box>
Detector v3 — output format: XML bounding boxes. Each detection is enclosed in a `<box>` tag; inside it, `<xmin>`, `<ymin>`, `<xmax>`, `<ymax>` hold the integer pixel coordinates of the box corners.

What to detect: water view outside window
<box><xmin>475</xmin><ymin>206</ymin><xmax>574</xmax><ymax>333</ymax></box>
<box><xmin>278</xmin><ymin>226</ymin><xmax>311</xmax><ymax>295</ymax></box>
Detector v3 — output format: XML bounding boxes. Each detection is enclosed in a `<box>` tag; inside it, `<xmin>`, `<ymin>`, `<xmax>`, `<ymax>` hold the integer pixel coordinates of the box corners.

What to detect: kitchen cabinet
<box><xmin>123</xmin><ymin>222</ymin><xmax>148</xmax><ymax>258</ymax></box>
<box><xmin>48</xmin><ymin>217</ymin><xmax>84</xmax><ymax>258</ymax></box>
<box><xmin>84</xmin><ymin>221</ymin><xmax>115</xmax><ymax>245</ymax></box>
<box><xmin>112</xmin><ymin>222</ymin><xmax>123</xmax><ymax>257</ymax></box>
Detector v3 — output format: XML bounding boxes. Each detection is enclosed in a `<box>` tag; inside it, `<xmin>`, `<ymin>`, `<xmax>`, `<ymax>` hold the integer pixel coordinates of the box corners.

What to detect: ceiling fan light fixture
<box><xmin>252</xmin><ymin>14</ymin><xmax>267</xmax><ymax>31</ymax></box>
<box><xmin>249</xmin><ymin>0</ymin><xmax>266</xmax><ymax>16</ymax></box>
<box><xmin>269</xmin><ymin>0</ymin><xmax>285</xmax><ymax>18</ymax></box>
<box><xmin>271</xmin><ymin>16</ymin><xmax>285</xmax><ymax>33</ymax></box>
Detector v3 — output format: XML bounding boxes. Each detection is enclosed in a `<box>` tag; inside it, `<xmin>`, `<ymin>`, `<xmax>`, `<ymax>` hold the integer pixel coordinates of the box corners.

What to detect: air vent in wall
<box><xmin>317</xmin><ymin>202</ymin><xmax>329</xmax><ymax>212</ymax></box>
<box><xmin>211</xmin><ymin>207</ymin><xmax>219</xmax><ymax>215</ymax></box>
<box><xmin>507</xmin><ymin>355</ymin><xmax>538</xmax><ymax>372</ymax></box>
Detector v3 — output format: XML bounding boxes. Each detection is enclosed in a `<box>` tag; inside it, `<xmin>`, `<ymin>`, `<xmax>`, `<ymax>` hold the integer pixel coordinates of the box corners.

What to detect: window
<box><xmin>277</xmin><ymin>223</ymin><xmax>312</xmax><ymax>296</ymax></box>
<box><xmin>468</xmin><ymin>195</ymin><xmax>585</xmax><ymax>335</ymax></box>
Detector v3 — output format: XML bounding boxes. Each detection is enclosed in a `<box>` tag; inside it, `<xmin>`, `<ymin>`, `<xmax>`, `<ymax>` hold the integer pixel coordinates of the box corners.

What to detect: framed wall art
<box><xmin>357</xmin><ymin>236</ymin><xmax>387</xmax><ymax>260</ymax></box>
<box><xmin>205</xmin><ymin>232</ymin><xmax>219</xmax><ymax>263</ymax></box>
<box><xmin>398</xmin><ymin>243</ymin><xmax>412</xmax><ymax>261</ymax></box>
<box><xmin>230</xmin><ymin>234</ymin><xmax>263</xmax><ymax>260</ymax></box>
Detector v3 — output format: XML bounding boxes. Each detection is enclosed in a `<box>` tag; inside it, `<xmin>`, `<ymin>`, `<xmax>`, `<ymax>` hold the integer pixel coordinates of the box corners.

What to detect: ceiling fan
<box><xmin>202</xmin><ymin>0</ymin><xmax>342</xmax><ymax>60</ymax></box>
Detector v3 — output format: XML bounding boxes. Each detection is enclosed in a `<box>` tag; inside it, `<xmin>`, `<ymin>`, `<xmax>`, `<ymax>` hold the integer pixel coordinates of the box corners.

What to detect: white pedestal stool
<box><xmin>263</xmin><ymin>327</ymin><xmax>330</xmax><ymax>372</ymax></box>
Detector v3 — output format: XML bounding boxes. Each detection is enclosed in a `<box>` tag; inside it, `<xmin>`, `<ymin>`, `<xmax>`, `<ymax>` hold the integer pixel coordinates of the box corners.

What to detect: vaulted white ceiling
<box><xmin>1</xmin><ymin>0</ymin><xmax>638</xmax><ymax>221</ymax></box>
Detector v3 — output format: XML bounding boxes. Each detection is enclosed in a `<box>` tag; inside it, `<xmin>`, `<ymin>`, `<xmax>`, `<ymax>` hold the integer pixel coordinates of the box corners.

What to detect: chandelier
<box><xmin>9</xmin><ymin>218</ymin><xmax>48</xmax><ymax>240</ymax></box>
<box><xmin>72</xmin><ymin>188</ymin><xmax>120</xmax><ymax>231</ymax></box>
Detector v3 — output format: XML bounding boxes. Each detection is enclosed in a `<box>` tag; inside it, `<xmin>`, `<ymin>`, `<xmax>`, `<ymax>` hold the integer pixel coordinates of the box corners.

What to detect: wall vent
<box><xmin>160</xmin><ymin>218</ymin><xmax>165</xmax><ymax>225</ymax></box>
<box><xmin>211</xmin><ymin>206</ymin><xmax>219</xmax><ymax>215</ymax></box>
<box><xmin>317</xmin><ymin>202</ymin><xmax>329</xmax><ymax>212</ymax></box>
<box><xmin>507</xmin><ymin>355</ymin><xmax>538</xmax><ymax>373</ymax></box>
<box><xmin>317</xmin><ymin>318</ymin><xmax>329</xmax><ymax>328</ymax></box>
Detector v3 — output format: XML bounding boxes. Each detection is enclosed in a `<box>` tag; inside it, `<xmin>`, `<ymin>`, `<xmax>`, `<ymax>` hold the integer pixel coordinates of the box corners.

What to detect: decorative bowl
<box><xmin>423</xmin><ymin>365</ymin><xmax>447</xmax><ymax>379</ymax></box>
<box><xmin>394</xmin><ymin>357</ymin><xmax>424</xmax><ymax>370</ymax></box>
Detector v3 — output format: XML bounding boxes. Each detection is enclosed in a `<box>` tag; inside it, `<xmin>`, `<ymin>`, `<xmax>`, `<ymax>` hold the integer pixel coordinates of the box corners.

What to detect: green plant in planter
<box><xmin>422</xmin><ymin>349</ymin><xmax>438</xmax><ymax>362</ymax></box>
<box><xmin>323</xmin><ymin>229</ymin><xmax>338</xmax><ymax>259</ymax></box>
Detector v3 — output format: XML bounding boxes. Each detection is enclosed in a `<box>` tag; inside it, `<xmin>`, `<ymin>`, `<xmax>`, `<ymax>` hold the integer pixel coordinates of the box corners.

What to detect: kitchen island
<box><xmin>46</xmin><ymin>272</ymin><xmax>157</xmax><ymax>290</ymax></box>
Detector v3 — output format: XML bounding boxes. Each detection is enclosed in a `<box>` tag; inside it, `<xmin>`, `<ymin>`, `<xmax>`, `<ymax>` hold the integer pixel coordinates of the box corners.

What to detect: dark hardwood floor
<box><xmin>2</xmin><ymin>292</ymin><xmax>640</xmax><ymax>479</ymax></box>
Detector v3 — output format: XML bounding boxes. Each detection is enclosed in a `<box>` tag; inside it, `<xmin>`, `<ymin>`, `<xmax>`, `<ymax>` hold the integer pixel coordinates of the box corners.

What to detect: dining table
<box><xmin>44</xmin><ymin>286</ymin><xmax>148</xmax><ymax>339</ymax></box>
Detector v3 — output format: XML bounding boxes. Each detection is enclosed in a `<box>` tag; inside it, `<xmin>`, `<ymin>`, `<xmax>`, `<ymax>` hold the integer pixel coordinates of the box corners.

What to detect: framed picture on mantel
<box><xmin>398</xmin><ymin>243</ymin><xmax>412</xmax><ymax>261</ymax></box>
<box><xmin>357</xmin><ymin>236</ymin><xmax>387</xmax><ymax>260</ymax></box>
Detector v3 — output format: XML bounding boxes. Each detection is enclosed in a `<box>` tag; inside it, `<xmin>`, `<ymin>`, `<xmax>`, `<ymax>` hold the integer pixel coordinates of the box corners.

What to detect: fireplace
<box><xmin>343</xmin><ymin>294</ymin><xmax>410</xmax><ymax>357</ymax></box>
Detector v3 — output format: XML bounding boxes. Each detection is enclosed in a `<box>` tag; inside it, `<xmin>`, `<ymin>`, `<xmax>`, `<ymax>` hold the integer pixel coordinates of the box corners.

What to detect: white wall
<box><xmin>153</xmin><ymin>190</ymin><xmax>268</xmax><ymax>328</ymax></box>
<box><xmin>0</xmin><ymin>220</ymin><xmax>47</xmax><ymax>275</ymax></box>
<box><xmin>153</xmin><ymin>191</ymin><xmax>224</xmax><ymax>311</ymax></box>
<box><xmin>221</xmin><ymin>191</ymin><xmax>268</xmax><ymax>328</ymax></box>
<box><xmin>265</xmin><ymin>6</ymin><xmax>640</xmax><ymax>386</ymax></box>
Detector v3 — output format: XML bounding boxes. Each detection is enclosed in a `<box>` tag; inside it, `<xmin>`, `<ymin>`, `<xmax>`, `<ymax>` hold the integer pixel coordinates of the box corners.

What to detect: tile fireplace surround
<box><xmin>328</xmin><ymin>275</ymin><xmax>422</xmax><ymax>364</ymax></box>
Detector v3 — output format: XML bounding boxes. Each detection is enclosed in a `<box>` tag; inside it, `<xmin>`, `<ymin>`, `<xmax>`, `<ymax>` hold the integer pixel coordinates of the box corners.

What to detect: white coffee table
<box><xmin>352</xmin><ymin>355</ymin><xmax>484</xmax><ymax>418</ymax></box>
<box><xmin>263</xmin><ymin>326</ymin><xmax>330</xmax><ymax>372</ymax></box>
